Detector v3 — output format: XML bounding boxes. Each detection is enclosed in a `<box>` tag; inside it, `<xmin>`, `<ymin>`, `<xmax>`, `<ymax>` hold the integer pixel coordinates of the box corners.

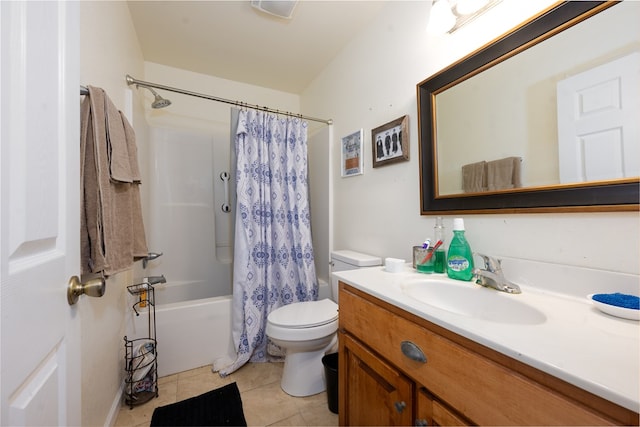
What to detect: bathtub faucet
<box><xmin>145</xmin><ymin>275</ymin><xmax>166</xmax><ymax>286</ymax></box>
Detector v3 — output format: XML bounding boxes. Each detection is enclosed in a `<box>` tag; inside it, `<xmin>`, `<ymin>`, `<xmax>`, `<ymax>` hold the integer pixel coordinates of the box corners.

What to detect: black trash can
<box><xmin>322</xmin><ymin>352</ymin><xmax>339</xmax><ymax>414</ymax></box>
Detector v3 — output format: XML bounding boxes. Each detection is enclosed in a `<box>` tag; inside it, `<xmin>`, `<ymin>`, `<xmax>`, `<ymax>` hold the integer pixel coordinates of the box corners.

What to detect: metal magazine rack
<box><xmin>123</xmin><ymin>282</ymin><xmax>158</xmax><ymax>408</ymax></box>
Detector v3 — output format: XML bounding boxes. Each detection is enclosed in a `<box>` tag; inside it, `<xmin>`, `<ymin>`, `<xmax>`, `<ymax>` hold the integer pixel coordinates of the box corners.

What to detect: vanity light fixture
<box><xmin>250</xmin><ymin>0</ymin><xmax>298</xmax><ymax>20</ymax></box>
<box><xmin>428</xmin><ymin>0</ymin><xmax>501</xmax><ymax>34</ymax></box>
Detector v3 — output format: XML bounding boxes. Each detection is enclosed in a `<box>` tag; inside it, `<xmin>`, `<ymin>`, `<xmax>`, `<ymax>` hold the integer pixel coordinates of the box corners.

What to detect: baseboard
<box><xmin>104</xmin><ymin>381</ymin><xmax>125</xmax><ymax>427</ymax></box>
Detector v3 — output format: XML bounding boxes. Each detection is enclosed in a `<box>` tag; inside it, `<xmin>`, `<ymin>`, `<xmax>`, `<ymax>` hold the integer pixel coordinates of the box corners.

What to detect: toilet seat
<box><xmin>266</xmin><ymin>299</ymin><xmax>339</xmax><ymax>342</ymax></box>
<box><xmin>268</xmin><ymin>299</ymin><xmax>338</xmax><ymax>329</ymax></box>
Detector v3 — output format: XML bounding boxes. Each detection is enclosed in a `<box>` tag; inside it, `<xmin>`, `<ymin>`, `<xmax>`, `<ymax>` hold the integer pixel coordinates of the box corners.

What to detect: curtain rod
<box><xmin>124</xmin><ymin>74</ymin><xmax>333</xmax><ymax>125</ymax></box>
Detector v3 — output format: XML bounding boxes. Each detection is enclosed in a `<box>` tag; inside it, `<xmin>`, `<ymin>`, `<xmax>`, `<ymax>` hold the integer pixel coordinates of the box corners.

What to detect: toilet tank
<box><xmin>330</xmin><ymin>250</ymin><xmax>382</xmax><ymax>302</ymax></box>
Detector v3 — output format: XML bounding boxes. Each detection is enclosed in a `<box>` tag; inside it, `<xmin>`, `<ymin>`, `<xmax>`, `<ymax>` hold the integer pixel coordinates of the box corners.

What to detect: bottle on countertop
<box><xmin>446</xmin><ymin>218</ymin><xmax>474</xmax><ymax>281</ymax></box>
<box><xmin>433</xmin><ymin>216</ymin><xmax>446</xmax><ymax>273</ymax></box>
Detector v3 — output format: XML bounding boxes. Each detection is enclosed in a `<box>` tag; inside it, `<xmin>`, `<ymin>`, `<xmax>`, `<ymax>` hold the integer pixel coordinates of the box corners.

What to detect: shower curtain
<box><xmin>214</xmin><ymin>109</ymin><xmax>318</xmax><ymax>376</ymax></box>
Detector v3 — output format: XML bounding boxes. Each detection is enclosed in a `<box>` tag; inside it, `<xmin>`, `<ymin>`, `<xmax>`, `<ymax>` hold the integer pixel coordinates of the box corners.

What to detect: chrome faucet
<box><xmin>472</xmin><ymin>253</ymin><xmax>521</xmax><ymax>294</ymax></box>
<box><xmin>145</xmin><ymin>275</ymin><xmax>166</xmax><ymax>286</ymax></box>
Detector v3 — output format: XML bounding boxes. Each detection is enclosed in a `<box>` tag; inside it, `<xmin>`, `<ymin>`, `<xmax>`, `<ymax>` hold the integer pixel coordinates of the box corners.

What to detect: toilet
<box><xmin>266</xmin><ymin>250</ymin><xmax>382</xmax><ymax>397</ymax></box>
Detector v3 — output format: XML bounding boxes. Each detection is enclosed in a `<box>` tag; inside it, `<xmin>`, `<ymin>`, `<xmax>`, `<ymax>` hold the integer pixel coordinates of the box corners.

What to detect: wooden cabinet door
<box><xmin>416</xmin><ymin>387</ymin><xmax>470</xmax><ymax>427</ymax></box>
<box><xmin>340</xmin><ymin>333</ymin><xmax>413</xmax><ymax>426</ymax></box>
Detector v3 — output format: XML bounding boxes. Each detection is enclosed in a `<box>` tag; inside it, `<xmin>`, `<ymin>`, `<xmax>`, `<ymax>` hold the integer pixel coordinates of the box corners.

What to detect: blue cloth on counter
<box><xmin>592</xmin><ymin>293</ymin><xmax>640</xmax><ymax>310</ymax></box>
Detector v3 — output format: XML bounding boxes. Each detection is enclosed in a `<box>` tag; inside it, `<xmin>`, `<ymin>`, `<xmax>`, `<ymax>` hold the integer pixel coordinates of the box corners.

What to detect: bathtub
<box><xmin>129</xmin><ymin>294</ymin><xmax>235</xmax><ymax>378</ymax></box>
<box><xmin>152</xmin><ymin>279</ymin><xmax>228</xmax><ymax>306</ymax></box>
<box><xmin>128</xmin><ymin>279</ymin><xmax>330</xmax><ymax>378</ymax></box>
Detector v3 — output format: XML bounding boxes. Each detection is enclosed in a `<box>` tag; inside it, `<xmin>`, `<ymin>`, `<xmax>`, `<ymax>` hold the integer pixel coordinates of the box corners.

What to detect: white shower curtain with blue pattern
<box><xmin>214</xmin><ymin>109</ymin><xmax>318</xmax><ymax>376</ymax></box>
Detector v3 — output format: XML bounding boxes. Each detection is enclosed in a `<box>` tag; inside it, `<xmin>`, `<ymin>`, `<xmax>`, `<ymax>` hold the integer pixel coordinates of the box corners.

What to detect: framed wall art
<box><xmin>341</xmin><ymin>129</ymin><xmax>364</xmax><ymax>177</ymax></box>
<box><xmin>372</xmin><ymin>115</ymin><xmax>409</xmax><ymax>168</ymax></box>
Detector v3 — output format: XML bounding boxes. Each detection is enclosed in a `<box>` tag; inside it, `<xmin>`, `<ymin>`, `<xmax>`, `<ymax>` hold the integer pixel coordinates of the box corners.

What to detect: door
<box><xmin>557</xmin><ymin>52</ymin><xmax>640</xmax><ymax>183</ymax></box>
<box><xmin>340</xmin><ymin>334</ymin><xmax>413</xmax><ymax>426</ymax></box>
<box><xmin>1</xmin><ymin>1</ymin><xmax>81</xmax><ymax>425</ymax></box>
<box><xmin>416</xmin><ymin>387</ymin><xmax>470</xmax><ymax>426</ymax></box>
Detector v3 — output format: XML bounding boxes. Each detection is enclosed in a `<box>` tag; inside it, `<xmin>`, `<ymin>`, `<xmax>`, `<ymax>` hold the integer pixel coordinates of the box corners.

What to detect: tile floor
<box><xmin>114</xmin><ymin>362</ymin><xmax>339</xmax><ymax>426</ymax></box>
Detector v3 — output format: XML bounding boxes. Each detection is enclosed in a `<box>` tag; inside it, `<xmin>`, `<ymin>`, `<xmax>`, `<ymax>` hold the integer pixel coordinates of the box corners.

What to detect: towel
<box><xmin>462</xmin><ymin>161</ymin><xmax>487</xmax><ymax>193</ymax></box>
<box><xmin>81</xmin><ymin>86</ymin><xmax>148</xmax><ymax>276</ymax></box>
<box><xmin>105</xmin><ymin>96</ymin><xmax>133</xmax><ymax>183</ymax></box>
<box><xmin>120</xmin><ymin>111</ymin><xmax>148</xmax><ymax>260</ymax></box>
<box><xmin>487</xmin><ymin>156</ymin><xmax>522</xmax><ymax>191</ymax></box>
<box><xmin>81</xmin><ymin>88</ymin><xmax>109</xmax><ymax>274</ymax></box>
<box><xmin>120</xmin><ymin>111</ymin><xmax>142</xmax><ymax>183</ymax></box>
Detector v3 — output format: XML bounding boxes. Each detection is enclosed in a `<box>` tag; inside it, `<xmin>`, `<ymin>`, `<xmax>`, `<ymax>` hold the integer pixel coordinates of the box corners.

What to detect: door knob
<box><xmin>67</xmin><ymin>275</ymin><xmax>105</xmax><ymax>305</ymax></box>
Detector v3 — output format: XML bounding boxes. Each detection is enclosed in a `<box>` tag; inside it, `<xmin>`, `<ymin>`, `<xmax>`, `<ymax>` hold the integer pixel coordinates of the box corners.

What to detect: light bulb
<box><xmin>455</xmin><ymin>0</ymin><xmax>490</xmax><ymax>16</ymax></box>
<box><xmin>428</xmin><ymin>0</ymin><xmax>456</xmax><ymax>34</ymax></box>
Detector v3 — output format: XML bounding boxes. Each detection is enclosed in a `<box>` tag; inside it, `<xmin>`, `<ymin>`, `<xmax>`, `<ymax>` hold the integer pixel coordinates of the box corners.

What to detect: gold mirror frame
<box><xmin>417</xmin><ymin>1</ymin><xmax>639</xmax><ymax>214</ymax></box>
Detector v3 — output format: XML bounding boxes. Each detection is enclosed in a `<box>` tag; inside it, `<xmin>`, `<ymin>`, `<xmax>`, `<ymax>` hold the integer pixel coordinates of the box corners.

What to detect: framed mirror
<box><xmin>418</xmin><ymin>1</ymin><xmax>639</xmax><ymax>214</ymax></box>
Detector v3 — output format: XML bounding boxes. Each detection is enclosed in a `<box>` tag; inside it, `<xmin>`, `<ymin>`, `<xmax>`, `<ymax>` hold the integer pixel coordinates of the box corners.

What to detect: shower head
<box><xmin>146</xmin><ymin>87</ymin><xmax>172</xmax><ymax>109</ymax></box>
<box><xmin>126</xmin><ymin>75</ymin><xmax>172</xmax><ymax>109</ymax></box>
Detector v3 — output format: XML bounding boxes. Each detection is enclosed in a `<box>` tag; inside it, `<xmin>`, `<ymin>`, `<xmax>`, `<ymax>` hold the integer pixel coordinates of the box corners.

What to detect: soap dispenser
<box><xmin>446</xmin><ymin>218</ymin><xmax>474</xmax><ymax>281</ymax></box>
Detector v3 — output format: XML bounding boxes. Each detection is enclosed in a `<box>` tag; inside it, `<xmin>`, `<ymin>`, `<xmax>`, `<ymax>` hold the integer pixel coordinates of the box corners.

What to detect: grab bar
<box><xmin>220</xmin><ymin>172</ymin><xmax>231</xmax><ymax>213</ymax></box>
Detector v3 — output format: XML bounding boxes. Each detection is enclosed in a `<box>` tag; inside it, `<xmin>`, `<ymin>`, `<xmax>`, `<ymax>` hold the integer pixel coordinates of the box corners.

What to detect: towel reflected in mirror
<box><xmin>462</xmin><ymin>157</ymin><xmax>522</xmax><ymax>193</ymax></box>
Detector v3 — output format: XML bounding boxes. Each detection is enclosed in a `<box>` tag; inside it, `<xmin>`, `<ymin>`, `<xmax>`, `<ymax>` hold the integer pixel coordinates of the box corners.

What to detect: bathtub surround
<box><xmin>215</xmin><ymin>110</ymin><xmax>319</xmax><ymax>376</ymax></box>
<box><xmin>144</xmin><ymin>125</ymin><xmax>233</xmax><ymax>302</ymax></box>
<box><xmin>80</xmin><ymin>86</ymin><xmax>148</xmax><ymax>276</ymax></box>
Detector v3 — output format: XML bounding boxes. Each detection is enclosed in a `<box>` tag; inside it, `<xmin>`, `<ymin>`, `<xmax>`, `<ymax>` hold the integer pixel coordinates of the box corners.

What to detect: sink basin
<box><xmin>401</xmin><ymin>278</ymin><xmax>546</xmax><ymax>325</ymax></box>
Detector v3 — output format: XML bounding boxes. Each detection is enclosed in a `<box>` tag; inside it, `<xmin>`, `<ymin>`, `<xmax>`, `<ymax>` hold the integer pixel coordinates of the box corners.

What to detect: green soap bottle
<box><xmin>447</xmin><ymin>218</ymin><xmax>474</xmax><ymax>281</ymax></box>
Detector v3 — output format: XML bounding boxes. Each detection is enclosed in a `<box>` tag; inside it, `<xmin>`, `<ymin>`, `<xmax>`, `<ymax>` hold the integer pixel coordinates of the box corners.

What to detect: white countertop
<box><xmin>333</xmin><ymin>264</ymin><xmax>640</xmax><ymax>412</ymax></box>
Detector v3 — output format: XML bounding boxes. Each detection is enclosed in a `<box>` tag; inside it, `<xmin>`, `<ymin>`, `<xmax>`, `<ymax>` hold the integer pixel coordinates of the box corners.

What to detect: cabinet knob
<box><xmin>401</xmin><ymin>340</ymin><xmax>427</xmax><ymax>363</ymax></box>
<box><xmin>394</xmin><ymin>401</ymin><xmax>407</xmax><ymax>413</ymax></box>
<box><xmin>415</xmin><ymin>419</ymin><xmax>429</xmax><ymax>426</ymax></box>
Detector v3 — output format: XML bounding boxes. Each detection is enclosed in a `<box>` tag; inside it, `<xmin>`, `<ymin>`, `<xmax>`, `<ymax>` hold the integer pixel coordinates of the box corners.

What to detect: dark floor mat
<box><xmin>150</xmin><ymin>382</ymin><xmax>247</xmax><ymax>426</ymax></box>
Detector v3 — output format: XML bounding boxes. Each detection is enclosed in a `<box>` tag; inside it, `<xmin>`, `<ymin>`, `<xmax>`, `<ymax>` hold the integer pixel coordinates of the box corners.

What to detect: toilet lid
<box><xmin>268</xmin><ymin>299</ymin><xmax>338</xmax><ymax>329</ymax></box>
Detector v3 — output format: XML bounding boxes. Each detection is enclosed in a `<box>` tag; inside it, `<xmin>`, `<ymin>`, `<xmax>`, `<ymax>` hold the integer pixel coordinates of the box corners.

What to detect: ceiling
<box><xmin>127</xmin><ymin>1</ymin><xmax>387</xmax><ymax>94</ymax></box>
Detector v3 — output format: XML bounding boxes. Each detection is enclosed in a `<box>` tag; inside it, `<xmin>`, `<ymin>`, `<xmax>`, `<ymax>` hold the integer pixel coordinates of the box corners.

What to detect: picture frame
<box><xmin>341</xmin><ymin>129</ymin><xmax>364</xmax><ymax>177</ymax></box>
<box><xmin>372</xmin><ymin>115</ymin><xmax>409</xmax><ymax>168</ymax></box>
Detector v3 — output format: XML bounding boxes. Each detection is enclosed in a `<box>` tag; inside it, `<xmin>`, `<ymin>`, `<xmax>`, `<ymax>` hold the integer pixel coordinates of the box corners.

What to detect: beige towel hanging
<box><xmin>120</xmin><ymin>111</ymin><xmax>148</xmax><ymax>260</ymax></box>
<box><xmin>120</xmin><ymin>112</ymin><xmax>142</xmax><ymax>182</ymax></box>
<box><xmin>462</xmin><ymin>161</ymin><xmax>487</xmax><ymax>193</ymax></box>
<box><xmin>81</xmin><ymin>86</ymin><xmax>148</xmax><ymax>277</ymax></box>
<box><xmin>105</xmin><ymin>96</ymin><xmax>133</xmax><ymax>183</ymax></box>
<box><xmin>487</xmin><ymin>156</ymin><xmax>522</xmax><ymax>191</ymax></box>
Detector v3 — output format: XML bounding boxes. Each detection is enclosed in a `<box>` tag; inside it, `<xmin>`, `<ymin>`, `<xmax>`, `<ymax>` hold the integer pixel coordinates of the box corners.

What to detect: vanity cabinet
<box><xmin>341</xmin><ymin>334</ymin><xmax>413</xmax><ymax>425</ymax></box>
<box><xmin>338</xmin><ymin>282</ymin><xmax>639</xmax><ymax>426</ymax></box>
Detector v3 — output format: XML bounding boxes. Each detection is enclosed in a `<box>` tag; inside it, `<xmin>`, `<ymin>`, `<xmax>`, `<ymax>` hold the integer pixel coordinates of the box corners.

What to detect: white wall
<box><xmin>79</xmin><ymin>2</ymin><xmax>147</xmax><ymax>426</ymax></box>
<box><xmin>302</xmin><ymin>0</ymin><xmax>640</xmax><ymax>276</ymax></box>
